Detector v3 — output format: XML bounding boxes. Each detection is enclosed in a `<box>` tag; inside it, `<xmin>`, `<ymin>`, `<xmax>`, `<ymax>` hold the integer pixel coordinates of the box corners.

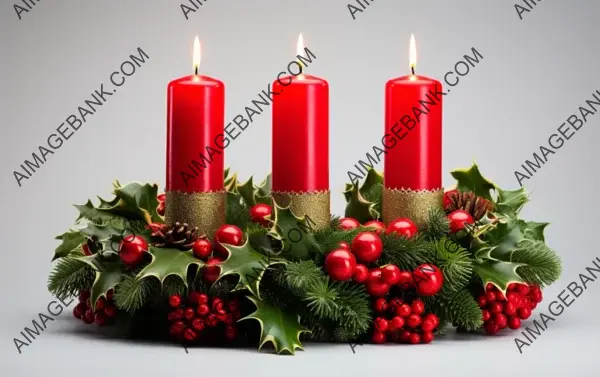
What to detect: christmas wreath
<box><xmin>48</xmin><ymin>163</ymin><xmax>562</xmax><ymax>354</ymax></box>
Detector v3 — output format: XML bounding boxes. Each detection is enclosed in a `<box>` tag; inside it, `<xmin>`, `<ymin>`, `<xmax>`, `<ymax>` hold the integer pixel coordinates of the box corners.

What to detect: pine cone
<box><xmin>151</xmin><ymin>222</ymin><xmax>199</xmax><ymax>250</ymax></box>
<box><xmin>444</xmin><ymin>190</ymin><xmax>493</xmax><ymax>220</ymax></box>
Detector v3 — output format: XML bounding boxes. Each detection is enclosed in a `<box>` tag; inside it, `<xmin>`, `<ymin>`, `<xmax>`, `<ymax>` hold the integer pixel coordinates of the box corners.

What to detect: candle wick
<box><xmin>411</xmin><ymin>66</ymin><xmax>415</xmax><ymax>75</ymax></box>
<box><xmin>194</xmin><ymin>66</ymin><xmax>199</xmax><ymax>76</ymax></box>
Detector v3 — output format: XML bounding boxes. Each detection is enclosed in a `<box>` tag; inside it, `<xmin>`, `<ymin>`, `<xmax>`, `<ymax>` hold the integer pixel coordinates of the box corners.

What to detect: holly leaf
<box><xmin>110</xmin><ymin>181</ymin><xmax>162</xmax><ymax>223</ymax></box>
<box><xmin>479</xmin><ymin>219</ymin><xmax>524</xmax><ymax>261</ymax></box>
<box><xmin>344</xmin><ymin>169</ymin><xmax>382</xmax><ymax>223</ymax></box>
<box><xmin>238</xmin><ymin>176</ymin><xmax>258</xmax><ymax>207</ymax></box>
<box><xmin>241</xmin><ymin>296</ymin><xmax>309</xmax><ymax>355</ymax></box>
<box><xmin>450</xmin><ymin>163</ymin><xmax>497</xmax><ymax>202</ymax></box>
<box><xmin>217</xmin><ymin>241</ymin><xmax>284</xmax><ymax>298</ymax></box>
<box><xmin>268</xmin><ymin>202</ymin><xmax>320</xmax><ymax>260</ymax></box>
<box><xmin>496</xmin><ymin>187</ymin><xmax>528</xmax><ymax>217</ymax></box>
<box><xmin>77</xmin><ymin>253</ymin><xmax>125</xmax><ymax>307</ymax></box>
<box><xmin>75</xmin><ymin>220</ymin><xmax>124</xmax><ymax>243</ymax></box>
<box><xmin>136</xmin><ymin>246</ymin><xmax>204</xmax><ymax>287</ymax></box>
<box><xmin>520</xmin><ymin>221</ymin><xmax>549</xmax><ymax>242</ymax></box>
<box><xmin>256</xmin><ymin>174</ymin><xmax>272</xmax><ymax>198</ymax></box>
<box><xmin>474</xmin><ymin>260</ymin><xmax>525</xmax><ymax>294</ymax></box>
<box><xmin>225</xmin><ymin>171</ymin><xmax>239</xmax><ymax>192</ymax></box>
<box><xmin>53</xmin><ymin>231</ymin><xmax>85</xmax><ymax>261</ymax></box>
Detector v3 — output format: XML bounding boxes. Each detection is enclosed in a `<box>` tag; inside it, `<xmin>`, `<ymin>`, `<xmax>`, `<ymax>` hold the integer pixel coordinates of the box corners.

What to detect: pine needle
<box><xmin>314</xmin><ymin>227</ymin><xmax>361</xmax><ymax>256</ymax></box>
<box><xmin>513</xmin><ymin>239</ymin><xmax>562</xmax><ymax>287</ymax></box>
<box><xmin>114</xmin><ymin>275</ymin><xmax>156</xmax><ymax>314</ymax></box>
<box><xmin>304</xmin><ymin>279</ymin><xmax>339</xmax><ymax>319</ymax></box>
<box><xmin>47</xmin><ymin>257</ymin><xmax>95</xmax><ymax>300</ymax></box>
<box><xmin>283</xmin><ymin>260</ymin><xmax>323</xmax><ymax>292</ymax></box>
<box><xmin>379</xmin><ymin>233</ymin><xmax>427</xmax><ymax>270</ymax></box>
<box><xmin>425</xmin><ymin>238</ymin><xmax>473</xmax><ymax>293</ymax></box>
<box><xmin>439</xmin><ymin>289</ymin><xmax>483</xmax><ymax>331</ymax></box>
<box><xmin>423</xmin><ymin>208</ymin><xmax>451</xmax><ymax>240</ymax></box>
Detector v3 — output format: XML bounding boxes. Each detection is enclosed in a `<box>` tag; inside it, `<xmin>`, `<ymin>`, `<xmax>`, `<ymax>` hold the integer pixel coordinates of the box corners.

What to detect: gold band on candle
<box><xmin>382</xmin><ymin>187</ymin><xmax>444</xmax><ymax>229</ymax></box>
<box><xmin>272</xmin><ymin>191</ymin><xmax>331</xmax><ymax>230</ymax></box>
<box><xmin>165</xmin><ymin>191</ymin><xmax>226</xmax><ymax>237</ymax></box>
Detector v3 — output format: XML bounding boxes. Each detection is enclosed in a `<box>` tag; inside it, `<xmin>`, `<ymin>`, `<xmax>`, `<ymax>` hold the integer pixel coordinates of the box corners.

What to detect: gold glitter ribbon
<box><xmin>382</xmin><ymin>187</ymin><xmax>444</xmax><ymax>229</ymax></box>
<box><xmin>165</xmin><ymin>191</ymin><xmax>226</xmax><ymax>238</ymax></box>
<box><xmin>272</xmin><ymin>191</ymin><xmax>331</xmax><ymax>230</ymax></box>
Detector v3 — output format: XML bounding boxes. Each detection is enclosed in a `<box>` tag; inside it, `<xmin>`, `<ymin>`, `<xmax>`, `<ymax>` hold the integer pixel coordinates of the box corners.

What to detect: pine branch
<box><xmin>47</xmin><ymin>257</ymin><xmax>95</xmax><ymax>299</ymax></box>
<box><xmin>114</xmin><ymin>274</ymin><xmax>157</xmax><ymax>314</ymax></box>
<box><xmin>379</xmin><ymin>233</ymin><xmax>428</xmax><ymax>270</ymax></box>
<box><xmin>513</xmin><ymin>239</ymin><xmax>562</xmax><ymax>287</ymax></box>
<box><xmin>281</xmin><ymin>260</ymin><xmax>322</xmax><ymax>293</ymax></box>
<box><xmin>439</xmin><ymin>289</ymin><xmax>483</xmax><ymax>331</ymax></box>
<box><xmin>313</xmin><ymin>227</ymin><xmax>361</xmax><ymax>256</ymax></box>
<box><xmin>332</xmin><ymin>282</ymin><xmax>371</xmax><ymax>338</ymax></box>
<box><xmin>304</xmin><ymin>279</ymin><xmax>339</xmax><ymax>319</ymax></box>
<box><xmin>422</xmin><ymin>208</ymin><xmax>451</xmax><ymax>240</ymax></box>
<box><xmin>423</xmin><ymin>238</ymin><xmax>473</xmax><ymax>293</ymax></box>
<box><xmin>162</xmin><ymin>275</ymin><xmax>188</xmax><ymax>297</ymax></box>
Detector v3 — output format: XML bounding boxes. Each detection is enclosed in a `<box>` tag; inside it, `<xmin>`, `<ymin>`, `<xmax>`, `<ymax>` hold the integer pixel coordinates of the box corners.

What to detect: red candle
<box><xmin>272</xmin><ymin>35</ymin><xmax>328</xmax><ymax>192</ymax></box>
<box><xmin>167</xmin><ymin>37</ymin><xmax>224</xmax><ymax>193</ymax></box>
<box><xmin>384</xmin><ymin>34</ymin><xmax>442</xmax><ymax>190</ymax></box>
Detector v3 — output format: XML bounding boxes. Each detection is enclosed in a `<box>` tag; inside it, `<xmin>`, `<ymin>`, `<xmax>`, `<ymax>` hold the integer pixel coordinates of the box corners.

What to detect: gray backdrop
<box><xmin>1</xmin><ymin>0</ymin><xmax>599</xmax><ymax>376</ymax></box>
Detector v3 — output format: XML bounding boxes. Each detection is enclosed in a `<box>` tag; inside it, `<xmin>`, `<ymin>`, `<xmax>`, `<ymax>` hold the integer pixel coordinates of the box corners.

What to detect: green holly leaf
<box><xmin>268</xmin><ymin>202</ymin><xmax>320</xmax><ymax>260</ymax></box>
<box><xmin>238</xmin><ymin>176</ymin><xmax>258</xmax><ymax>207</ymax></box>
<box><xmin>478</xmin><ymin>219</ymin><xmax>524</xmax><ymax>261</ymax></box>
<box><xmin>520</xmin><ymin>221</ymin><xmax>549</xmax><ymax>242</ymax></box>
<box><xmin>53</xmin><ymin>231</ymin><xmax>85</xmax><ymax>261</ymax></box>
<box><xmin>496</xmin><ymin>187</ymin><xmax>528</xmax><ymax>217</ymax></box>
<box><xmin>75</xmin><ymin>220</ymin><xmax>123</xmax><ymax>243</ymax></box>
<box><xmin>136</xmin><ymin>246</ymin><xmax>204</xmax><ymax>287</ymax></box>
<box><xmin>218</xmin><ymin>241</ymin><xmax>284</xmax><ymax>298</ymax></box>
<box><xmin>225</xmin><ymin>171</ymin><xmax>239</xmax><ymax>192</ymax></box>
<box><xmin>110</xmin><ymin>181</ymin><xmax>162</xmax><ymax>223</ymax></box>
<box><xmin>241</xmin><ymin>296</ymin><xmax>309</xmax><ymax>355</ymax></box>
<box><xmin>77</xmin><ymin>253</ymin><xmax>125</xmax><ymax>307</ymax></box>
<box><xmin>75</xmin><ymin>200</ymin><xmax>125</xmax><ymax>224</ymax></box>
<box><xmin>237</xmin><ymin>175</ymin><xmax>272</xmax><ymax>207</ymax></box>
<box><xmin>343</xmin><ymin>169</ymin><xmax>382</xmax><ymax>223</ymax></box>
<box><xmin>474</xmin><ymin>260</ymin><xmax>525</xmax><ymax>294</ymax></box>
<box><xmin>450</xmin><ymin>163</ymin><xmax>498</xmax><ymax>202</ymax></box>
<box><xmin>256</xmin><ymin>174</ymin><xmax>272</xmax><ymax>198</ymax></box>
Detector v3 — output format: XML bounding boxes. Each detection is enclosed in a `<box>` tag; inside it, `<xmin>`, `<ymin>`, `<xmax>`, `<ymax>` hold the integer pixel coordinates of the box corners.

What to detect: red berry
<box><xmin>374</xmin><ymin>317</ymin><xmax>389</xmax><ymax>332</ymax></box>
<box><xmin>421</xmin><ymin>331</ymin><xmax>434</xmax><ymax>344</ymax></box>
<box><xmin>364</xmin><ymin>220</ymin><xmax>385</xmax><ymax>234</ymax></box>
<box><xmin>516</xmin><ymin>284</ymin><xmax>530</xmax><ymax>296</ymax></box>
<box><xmin>198</xmin><ymin>294</ymin><xmax>209</xmax><ymax>305</ymax></box>
<box><xmin>172</xmin><ymin>308</ymin><xmax>184</xmax><ymax>321</ymax></box>
<box><xmin>206</xmin><ymin>314</ymin><xmax>219</xmax><ymax>327</ymax></box>
<box><xmin>368</xmin><ymin>268</ymin><xmax>383</xmax><ymax>282</ymax></box>
<box><xmin>188</xmin><ymin>292</ymin><xmax>200</xmax><ymax>304</ymax></box>
<box><xmin>214</xmin><ymin>225</ymin><xmax>244</xmax><ymax>257</ymax></box>
<box><xmin>388</xmin><ymin>316</ymin><xmax>405</xmax><ymax>331</ymax></box>
<box><xmin>424</xmin><ymin>313</ymin><xmax>440</xmax><ymax>328</ymax></box>
<box><xmin>94</xmin><ymin>313</ymin><xmax>106</xmax><ymax>326</ymax></box>
<box><xmin>249</xmin><ymin>204</ymin><xmax>272</xmax><ymax>226</ymax></box>
<box><xmin>381</xmin><ymin>265</ymin><xmax>401</xmax><ymax>285</ymax></box>
<box><xmin>388</xmin><ymin>298</ymin><xmax>403</xmax><ymax>312</ymax></box>
<box><xmin>517</xmin><ymin>307</ymin><xmax>531</xmax><ymax>320</ymax></box>
<box><xmin>106</xmin><ymin>290</ymin><xmax>114</xmax><ymax>301</ymax></box>
<box><xmin>530</xmin><ymin>290</ymin><xmax>543</xmax><ymax>303</ymax></box>
<box><xmin>169</xmin><ymin>295</ymin><xmax>182</xmax><ymax>308</ymax></box>
<box><xmin>325</xmin><ymin>249</ymin><xmax>357</xmax><ymax>281</ymax></box>
<box><xmin>397</xmin><ymin>271</ymin><xmax>415</xmax><ymax>289</ymax></box>
<box><xmin>197</xmin><ymin>304</ymin><xmax>210</xmax><ymax>316</ymax></box>
<box><xmin>119</xmin><ymin>235</ymin><xmax>149</xmax><ymax>266</ymax></box>
<box><xmin>185</xmin><ymin>308</ymin><xmax>196</xmax><ymax>321</ymax></box>
<box><xmin>351</xmin><ymin>232</ymin><xmax>383</xmax><ymax>263</ymax></box>
<box><xmin>411</xmin><ymin>299</ymin><xmax>425</xmax><ymax>315</ymax></box>
<box><xmin>484</xmin><ymin>322</ymin><xmax>500</xmax><ymax>335</ymax></box>
<box><xmin>494</xmin><ymin>313</ymin><xmax>508</xmax><ymax>329</ymax></box>
<box><xmin>78</xmin><ymin>290</ymin><xmax>90</xmax><ymax>303</ymax></box>
<box><xmin>396</xmin><ymin>304</ymin><xmax>411</xmax><ymax>317</ymax></box>
<box><xmin>192</xmin><ymin>238</ymin><xmax>212</xmax><ymax>260</ymax></box>
<box><xmin>495</xmin><ymin>291</ymin><xmax>506</xmax><ymax>301</ymax></box>
<box><xmin>227</xmin><ymin>299</ymin><xmax>240</xmax><ymax>312</ymax></box>
<box><xmin>157</xmin><ymin>201</ymin><xmax>165</xmax><ymax>216</ymax></box>
<box><xmin>504</xmin><ymin>302</ymin><xmax>517</xmax><ymax>316</ymax></box>
<box><xmin>352</xmin><ymin>264</ymin><xmax>369</xmax><ymax>283</ymax></box>
<box><xmin>83</xmin><ymin>309</ymin><xmax>95</xmax><ymax>324</ymax></box>
<box><xmin>373</xmin><ymin>298</ymin><xmax>388</xmax><ymax>313</ymax></box>
<box><xmin>485</xmin><ymin>291</ymin><xmax>496</xmax><ymax>302</ymax></box>
<box><xmin>421</xmin><ymin>319</ymin><xmax>436</xmax><ymax>332</ymax></box>
<box><xmin>203</xmin><ymin>257</ymin><xmax>222</xmax><ymax>284</ymax></box>
<box><xmin>73</xmin><ymin>303</ymin><xmax>86</xmax><ymax>319</ymax></box>
<box><xmin>211</xmin><ymin>298</ymin><xmax>224</xmax><ymax>310</ymax></box>
<box><xmin>486</xmin><ymin>283</ymin><xmax>497</xmax><ymax>292</ymax></box>
<box><xmin>386</xmin><ymin>218</ymin><xmax>418</xmax><ymax>238</ymax></box>
<box><xmin>192</xmin><ymin>318</ymin><xmax>205</xmax><ymax>332</ymax></box>
<box><xmin>183</xmin><ymin>328</ymin><xmax>197</xmax><ymax>342</ymax></box>
<box><xmin>399</xmin><ymin>330</ymin><xmax>411</xmax><ymax>343</ymax></box>
<box><xmin>408</xmin><ymin>333</ymin><xmax>421</xmax><ymax>344</ymax></box>
<box><xmin>95</xmin><ymin>297</ymin><xmax>106</xmax><ymax>311</ymax></box>
<box><xmin>338</xmin><ymin>217</ymin><xmax>360</xmax><ymax>230</ymax></box>
<box><xmin>490</xmin><ymin>302</ymin><xmax>503</xmax><ymax>314</ymax></box>
<box><xmin>482</xmin><ymin>310</ymin><xmax>491</xmax><ymax>322</ymax></box>
<box><xmin>338</xmin><ymin>241</ymin><xmax>350</xmax><ymax>250</ymax></box>
<box><xmin>477</xmin><ymin>295</ymin><xmax>487</xmax><ymax>307</ymax></box>
<box><xmin>508</xmin><ymin>316</ymin><xmax>521</xmax><ymax>330</ymax></box>
<box><xmin>365</xmin><ymin>280</ymin><xmax>390</xmax><ymax>297</ymax></box>
<box><xmin>225</xmin><ymin>325</ymin><xmax>238</xmax><ymax>341</ymax></box>
<box><xmin>412</xmin><ymin>264</ymin><xmax>444</xmax><ymax>296</ymax></box>
<box><xmin>82</xmin><ymin>243</ymin><xmax>92</xmax><ymax>256</ymax></box>
<box><xmin>442</xmin><ymin>190</ymin><xmax>458</xmax><ymax>210</ymax></box>
<box><xmin>157</xmin><ymin>193</ymin><xmax>166</xmax><ymax>202</ymax></box>
<box><xmin>371</xmin><ymin>331</ymin><xmax>387</xmax><ymax>344</ymax></box>
<box><xmin>447</xmin><ymin>210</ymin><xmax>474</xmax><ymax>233</ymax></box>
<box><xmin>170</xmin><ymin>321</ymin><xmax>185</xmax><ymax>335</ymax></box>
<box><xmin>104</xmin><ymin>305</ymin><xmax>117</xmax><ymax>318</ymax></box>
<box><xmin>406</xmin><ymin>314</ymin><xmax>422</xmax><ymax>328</ymax></box>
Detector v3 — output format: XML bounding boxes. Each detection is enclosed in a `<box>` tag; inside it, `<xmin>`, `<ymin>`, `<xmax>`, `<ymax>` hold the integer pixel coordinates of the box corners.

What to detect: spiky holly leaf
<box><xmin>53</xmin><ymin>231</ymin><xmax>85</xmax><ymax>261</ymax></box>
<box><xmin>520</xmin><ymin>221</ymin><xmax>549</xmax><ymax>242</ymax></box>
<box><xmin>109</xmin><ymin>181</ymin><xmax>162</xmax><ymax>223</ymax></box>
<box><xmin>74</xmin><ymin>200</ymin><xmax>125</xmax><ymax>224</ymax></box>
<box><xmin>474</xmin><ymin>260</ymin><xmax>525</xmax><ymax>294</ymax></box>
<box><xmin>256</xmin><ymin>174</ymin><xmax>272</xmax><ymax>198</ymax></box>
<box><xmin>75</xmin><ymin>220</ymin><xmax>124</xmax><ymax>244</ymax></box>
<box><xmin>225</xmin><ymin>170</ymin><xmax>239</xmax><ymax>192</ymax></box>
<box><xmin>217</xmin><ymin>241</ymin><xmax>284</xmax><ymax>298</ymax></box>
<box><xmin>496</xmin><ymin>187</ymin><xmax>528</xmax><ymax>217</ymax></box>
<box><xmin>77</xmin><ymin>253</ymin><xmax>125</xmax><ymax>307</ymax></box>
<box><xmin>343</xmin><ymin>168</ymin><xmax>382</xmax><ymax>223</ymax></box>
<box><xmin>241</xmin><ymin>296</ymin><xmax>309</xmax><ymax>355</ymax></box>
<box><xmin>136</xmin><ymin>246</ymin><xmax>204</xmax><ymax>287</ymax></box>
<box><xmin>238</xmin><ymin>176</ymin><xmax>258</xmax><ymax>207</ymax></box>
<box><xmin>237</xmin><ymin>175</ymin><xmax>272</xmax><ymax>207</ymax></box>
<box><xmin>450</xmin><ymin>163</ymin><xmax>497</xmax><ymax>202</ymax></box>
<box><xmin>268</xmin><ymin>202</ymin><xmax>320</xmax><ymax>260</ymax></box>
<box><xmin>476</xmin><ymin>219</ymin><xmax>524</xmax><ymax>261</ymax></box>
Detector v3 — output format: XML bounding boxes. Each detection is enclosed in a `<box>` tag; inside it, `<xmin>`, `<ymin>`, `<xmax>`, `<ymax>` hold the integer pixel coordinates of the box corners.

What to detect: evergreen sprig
<box><xmin>423</xmin><ymin>208</ymin><xmax>451</xmax><ymax>240</ymax></box>
<box><xmin>424</xmin><ymin>238</ymin><xmax>473</xmax><ymax>293</ymax></box>
<box><xmin>47</xmin><ymin>257</ymin><xmax>95</xmax><ymax>299</ymax></box>
<box><xmin>379</xmin><ymin>233</ymin><xmax>427</xmax><ymax>270</ymax></box>
<box><xmin>438</xmin><ymin>289</ymin><xmax>483</xmax><ymax>331</ymax></box>
<box><xmin>513</xmin><ymin>239</ymin><xmax>562</xmax><ymax>287</ymax></box>
<box><xmin>114</xmin><ymin>274</ymin><xmax>157</xmax><ymax>314</ymax></box>
<box><xmin>314</xmin><ymin>227</ymin><xmax>361</xmax><ymax>256</ymax></box>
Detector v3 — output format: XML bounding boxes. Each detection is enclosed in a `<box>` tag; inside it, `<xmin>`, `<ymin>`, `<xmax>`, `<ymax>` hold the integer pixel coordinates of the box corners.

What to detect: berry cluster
<box><xmin>72</xmin><ymin>290</ymin><xmax>118</xmax><ymax>326</ymax></box>
<box><xmin>371</xmin><ymin>297</ymin><xmax>440</xmax><ymax>344</ymax></box>
<box><xmin>479</xmin><ymin>283</ymin><xmax>543</xmax><ymax>335</ymax></box>
<box><xmin>167</xmin><ymin>292</ymin><xmax>241</xmax><ymax>343</ymax></box>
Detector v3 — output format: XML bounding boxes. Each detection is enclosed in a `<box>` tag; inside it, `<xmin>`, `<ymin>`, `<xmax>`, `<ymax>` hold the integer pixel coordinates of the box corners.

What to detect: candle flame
<box><xmin>409</xmin><ymin>33</ymin><xmax>417</xmax><ymax>74</ymax></box>
<box><xmin>193</xmin><ymin>36</ymin><xmax>201</xmax><ymax>75</ymax></box>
